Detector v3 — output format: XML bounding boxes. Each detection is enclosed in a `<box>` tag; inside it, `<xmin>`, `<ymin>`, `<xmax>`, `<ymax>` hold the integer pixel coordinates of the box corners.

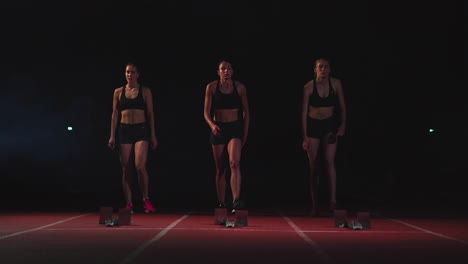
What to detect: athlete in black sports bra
<box><xmin>301</xmin><ymin>58</ymin><xmax>347</xmax><ymax>216</ymax></box>
<box><xmin>108</xmin><ymin>62</ymin><xmax>158</xmax><ymax>214</ymax></box>
<box><xmin>204</xmin><ymin>60</ymin><xmax>250</xmax><ymax>213</ymax></box>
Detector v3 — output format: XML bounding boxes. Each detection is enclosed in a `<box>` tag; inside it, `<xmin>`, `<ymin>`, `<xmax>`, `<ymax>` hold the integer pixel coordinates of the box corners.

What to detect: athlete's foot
<box><xmin>308</xmin><ymin>202</ymin><xmax>318</xmax><ymax>216</ymax></box>
<box><xmin>216</xmin><ymin>202</ymin><xmax>226</xmax><ymax>208</ymax></box>
<box><xmin>308</xmin><ymin>208</ymin><xmax>318</xmax><ymax>216</ymax></box>
<box><xmin>125</xmin><ymin>204</ymin><xmax>134</xmax><ymax>214</ymax></box>
<box><xmin>232</xmin><ymin>199</ymin><xmax>244</xmax><ymax>214</ymax></box>
<box><xmin>143</xmin><ymin>199</ymin><xmax>155</xmax><ymax>213</ymax></box>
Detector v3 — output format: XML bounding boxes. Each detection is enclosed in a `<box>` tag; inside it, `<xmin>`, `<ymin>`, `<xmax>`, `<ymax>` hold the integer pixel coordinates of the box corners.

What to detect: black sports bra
<box><xmin>119</xmin><ymin>85</ymin><xmax>146</xmax><ymax>111</ymax></box>
<box><xmin>308</xmin><ymin>78</ymin><xmax>337</xmax><ymax>107</ymax></box>
<box><xmin>212</xmin><ymin>80</ymin><xmax>242</xmax><ymax>110</ymax></box>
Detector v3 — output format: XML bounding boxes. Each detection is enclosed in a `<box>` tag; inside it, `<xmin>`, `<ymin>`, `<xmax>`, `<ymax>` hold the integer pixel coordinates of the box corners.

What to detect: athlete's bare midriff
<box><xmin>308</xmin><ymin>106</ymin><xmax>334</xmax><ymax>120</ymax></box>
<box><xmin>214</xmin><ymin>109</ymin><xmax>240</xmax><ymax>122</ymax></box>
<box><xmin>120</xmin><ymin>109</ymin><xmax>146</xmax><ymax>124</ymax></box>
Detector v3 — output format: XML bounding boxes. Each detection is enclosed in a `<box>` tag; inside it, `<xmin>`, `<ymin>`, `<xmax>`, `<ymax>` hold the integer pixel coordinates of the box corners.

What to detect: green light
<box><xmin>68</xmin><ymin>127</ymin><xmax>73</xmax><ymax>131</ymax></box>
<box><xmin>429</xmin><ymin>128</ymin><xmax>434</xmax><ymax>133</ymax></box>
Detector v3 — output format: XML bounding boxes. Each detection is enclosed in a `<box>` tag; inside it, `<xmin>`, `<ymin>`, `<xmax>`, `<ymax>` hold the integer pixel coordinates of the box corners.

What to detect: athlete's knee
<box><xmin>216</xmin><ymin>166</ymin><xmax>226</xmax><ymax>178</ymax></box>
<box><xmin>121</xmin><ymin>162</ymin><xmax>132</xmax><ymax>172</ymax></box>
<box><xmin>324</xmin><ymin>158</ymin><xmax>335</xmax><ymax>168</ymax></box>
<box><xmin>308</xmin><ymin>155</ymin><xmax>318</xmax><ymax>166</ymax></box>
<box><xmin>215</xmin><ymin>162</ymin><xmax>228</xmax><ymax>173</ymax></box>
<box><xmin>134</xmin><ymin>162</ymin><xmax>146</xmax><ymax>174</ymax></box>
<box><xmin>229</xmin><ymin>159</ymin><xmax>240</xmax><ymax>169</ymax></box>
<box><xmin>121</xmin><ymin>168</ymin><xmax>132</xmax><ymax>179</ymax></box>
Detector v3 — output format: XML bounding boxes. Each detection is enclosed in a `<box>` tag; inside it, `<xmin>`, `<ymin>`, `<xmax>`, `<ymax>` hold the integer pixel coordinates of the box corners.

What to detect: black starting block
<box><xmin>105</xmin><ymin>217</ymin><xmax>119</xmax><ymax>227</ymax></box>
<box><xmin>214</xmin><ymin>208</ymin><xmax>228</xmax><ymax>225</ymax></box>
<box><xmin>356</xmin><ymin>212</ymin><xmax>371</xmax><ymax>229</ymax></box>
<box><xmin>334</xmin><ymin>209</ymin><xmax>347</xmax><ymax>228</ymax></box>
<box><xmin>118</xmin><ymin>208</ymin><xmax>132</xmax><ymax>226</ymax></box>
<box><xmin>347</xmin><ymin>220</ymin><xmax>363</xmax><ymax>230</ymax></box>
<box><xmin>234</xmin><ymin>210</ymin><xmax>248</xmax><ymax>227</ymax></box>
<box><xmin>225</xmin><ymin>219</ymin><xmax>236</xmax><ymax>228</ymax></box>
<box><xmin>99</xmin><ymin>207</ymin><xmax>113</xmax><ymax>224</ymax></box>
<box><xmin>99</xmin><ymin>207</ymin><xmax>133</xmax><ymax>227</ymax></box>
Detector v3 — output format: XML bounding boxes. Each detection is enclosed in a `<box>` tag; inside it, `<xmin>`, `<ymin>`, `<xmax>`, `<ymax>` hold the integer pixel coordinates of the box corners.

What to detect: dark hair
<box><xmin>125</xmin><ymin>61</ymin><xmax>141</xmax><ymax>73</ymax></box>
<box><xmin>314</xmin><ymin>57</ymin><xmax>331</xmax><ymax>68</ymax></box>
<box><xmin>217</xmin><ymin>58</ymin><xmax>234</xmax><ymax>69</ymax></box>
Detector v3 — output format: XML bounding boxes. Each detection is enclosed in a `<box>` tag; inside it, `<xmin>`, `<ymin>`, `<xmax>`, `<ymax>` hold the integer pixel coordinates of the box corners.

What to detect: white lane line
<box><xmin>43</xmin><ymin>227</ymin><xmax>422</xmax><ymax>234</ymax></box>
<box><xmin>302</xmin><ymin>230</ymin><xmax>421</xmax><ymax>234</ymax></box>
<box><xmin>280</xmin><ymin>213</ymin><xmax>334</xmax><ymax>264</ymax></box>
<box><xmin>0</xmin><ymin>214</ymin><xmax>91</xmax><ymax>240</ymax></box>
<box><xmin>120</xmin><ymin>213</ymin><xmax>190</xmax><ymax>264</ymax></box>
<box><xmin>389</xmin><ymin>218</ymin><xmax>468</xmax><ymax>246</ymax></box>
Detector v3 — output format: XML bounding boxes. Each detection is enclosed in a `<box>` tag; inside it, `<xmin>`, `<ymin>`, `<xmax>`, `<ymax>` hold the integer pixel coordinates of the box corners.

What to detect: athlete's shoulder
<box><xmin>234</xmin><ymin>80</ymin><xmax>246</xmax><ymax>90</ymax></box>
<box><xmin>114</xmin><ymin>86</ymin><xmax>123</xmax><ymax>95</ymax></box>
<box><xmin>206</xmin><ymin>80</ymin><xmax>218</xmax><ymax>93</ymax></box>
<box><xmin>330</xmin><ymin>77</ymin><xmax>342</xmax><ymax>88</ymax></box>
<box><xmin>304</xmin><ymin>80</ymin><xmax>314</xmax><ymax>89</ymax></box>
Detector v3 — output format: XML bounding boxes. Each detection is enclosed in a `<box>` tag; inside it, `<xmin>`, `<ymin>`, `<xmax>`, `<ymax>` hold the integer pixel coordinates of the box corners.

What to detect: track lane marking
<box><xmin>43</xmin><ymin>227</ymin><xmax>422</xmax><ymax>234</ymax></box>
<box><xmin>389</xmin><ymin>218</ymin><xmax>468</xmax><ymax>246</ymax></box>
<box><xmin>120</xmin><ymin>212</ymin><xmax>191</xmax><ymax>264</ymax></box>
<box><xmin>279</xmin><ymin>211</ymin><xmax>334</xmax><ymax>264</ymax></box>
<box><xmin>0</xmin><ymin>213</ymin><xmax>91</xmax><ymax>240</ymax></box>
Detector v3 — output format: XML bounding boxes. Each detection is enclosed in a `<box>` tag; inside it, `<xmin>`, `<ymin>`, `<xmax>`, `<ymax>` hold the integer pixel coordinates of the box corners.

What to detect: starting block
<box><xmin>99</xmin><ymin>207</ymin><xmax>113</xmax><ymax>224</ymax></box>
<box><xmin>226</xmin><ymin>219</ymin><xmax>236</xmax><ymax>228</ymax></box>
<box><xmin>105</xmin><ymin>217</ymin><xmax>119</xmax><ymax>227</ymax></box>
<box><xmin>214</xmin><ymin>208</ymin><xmax>228</xmax><ymax>225</ymax></box>
<box><xmin>234</xmin><ymin>210</ymin><xmax>248</xmax><ymax>227</ymax></box>
<box><xmin>334</xmin><ymin>209</ymin><xmax>348</xmax><ymax>227</ymax></box>
<box><xmin>118</xmin><ymin>208</ymin><xmax>132</xmax><ymax>226</ymax></box>
<box><xmin>348</xmin><ymin>220</ymin><xmax>363</xmax><ymax>230</ymax></box>
<box><xmin>356</xmin><ymin>212</ymin><xmax>371</xmax><ymax>229</ymax></box>
<box><xmin>99</xmin><ymin>207</ymin><xmax>133</xmax><ymax>226</ymax></box>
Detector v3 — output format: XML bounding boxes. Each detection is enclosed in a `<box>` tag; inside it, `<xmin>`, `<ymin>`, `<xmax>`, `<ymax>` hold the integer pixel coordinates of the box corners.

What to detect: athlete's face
<box><xmin>217</xmin><ymin>62</ymin><xmax>233</xmax><ymax>79</ymax></box>
<box><xmin>314</xmin><ymin>60</ymin><xmax>330</xmax><ymax>78</ymax></box>
<box><xmin>125</xmin><ymin>65</ymin><xmax>139</xmax><ymax>83</ymax></box>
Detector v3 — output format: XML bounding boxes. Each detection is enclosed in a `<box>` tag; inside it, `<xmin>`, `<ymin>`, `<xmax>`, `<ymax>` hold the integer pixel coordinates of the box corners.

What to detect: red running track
<box><xmin>0</xmin><ymin>209</ymin><xmax>467</xmax><ymax>264</ymax></box>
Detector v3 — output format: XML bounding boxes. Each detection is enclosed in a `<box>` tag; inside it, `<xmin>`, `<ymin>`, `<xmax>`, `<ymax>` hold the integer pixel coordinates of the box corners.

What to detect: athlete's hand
<box><xmin>150</xmin><ymin>136</ymin><xmax>158</xmax><ymax>150</ymax></box>
<box><xmin>211</xmin><ymin>124</ymin><xmax>221</xmax><ymax>136</ymax></box>
<box><xmin>337</xmin><ymin>125</ymin><xmax>346</xmax><ymax>136</ymax></box>
<box><xmin>108</xmin><ymin>137</ymin><xmax>116</xmax><ymax>149</ymax></box>
<box><xmin>302</xmin><ymin>138</ymin><xmax>309</xmax><ymax>151</ymax></box>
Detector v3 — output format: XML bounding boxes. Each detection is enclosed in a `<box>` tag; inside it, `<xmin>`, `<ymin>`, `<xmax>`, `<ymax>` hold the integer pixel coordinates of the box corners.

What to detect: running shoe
<box><xmin>232</xmin><ymin>199</ymin><xmax>244</xmax><ymax>213</ymax></box>
<box><xmin>144</xmin><ymin>199</ymin><xmax>155</xmax><ymax>213</ymax></box>
<box><xmin>125</xmin><ymin>204</ymin><xmax>134</xmax><ymax>214</ymax></box>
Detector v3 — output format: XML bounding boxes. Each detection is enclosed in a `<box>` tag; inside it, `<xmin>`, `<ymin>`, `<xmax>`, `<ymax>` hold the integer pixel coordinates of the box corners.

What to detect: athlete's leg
<box><xmin>305</xmin><ymin>137</ymin><xmax>321</xmax><ymax>214</ymax></box>
<box><xmin>227</xmin><ymin>139</ymin><xmax>243</xmax><ymax>201</ymax></box>
<box><xmin>212</xmin><ymin>144</ymin><xmax>228</xmax><ymax>205</ymax></box>
<box><xmin>119</xmin><ymin>144</ymin><xmax>134</xmax><ymax>206</ymax></box>
<box><xmin>134</xmin><ymin>140</ymin><xmax>150</xmax><ymax>200</ymax></box>
<box><xmin>323</xmin><ymin>132</ymin><xmax>338</xmax><ymax>210</ymax></box>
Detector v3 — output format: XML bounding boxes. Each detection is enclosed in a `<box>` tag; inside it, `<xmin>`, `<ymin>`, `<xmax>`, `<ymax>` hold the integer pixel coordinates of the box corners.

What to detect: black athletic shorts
<box><xmin>306</xmin><ymin>116</ymin><xmax>338</xmax><ymax>139</ymax></box>
<box><xmin>119</xmin><ymin>122</ymin><xmax>150</xmax><ymax>144</ymax></box>
<box><xmin>209</xmin><ymin>120</ymin><xmax>243</xmax><ymax>145</ymax></box>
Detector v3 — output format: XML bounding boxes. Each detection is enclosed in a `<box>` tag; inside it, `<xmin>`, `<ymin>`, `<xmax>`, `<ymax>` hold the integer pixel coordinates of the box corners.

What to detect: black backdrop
<box><xmin>1</xmin><ymin>1</ymin><xmax>466</xmax><ymax>212</ymax></box>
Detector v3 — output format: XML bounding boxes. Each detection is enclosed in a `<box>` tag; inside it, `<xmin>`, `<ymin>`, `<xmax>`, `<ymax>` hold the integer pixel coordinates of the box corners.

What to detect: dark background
<box><xmin>1</xmin><ymin>1</ymin><xmax>466</xmax><ymax>213</ymax></box>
